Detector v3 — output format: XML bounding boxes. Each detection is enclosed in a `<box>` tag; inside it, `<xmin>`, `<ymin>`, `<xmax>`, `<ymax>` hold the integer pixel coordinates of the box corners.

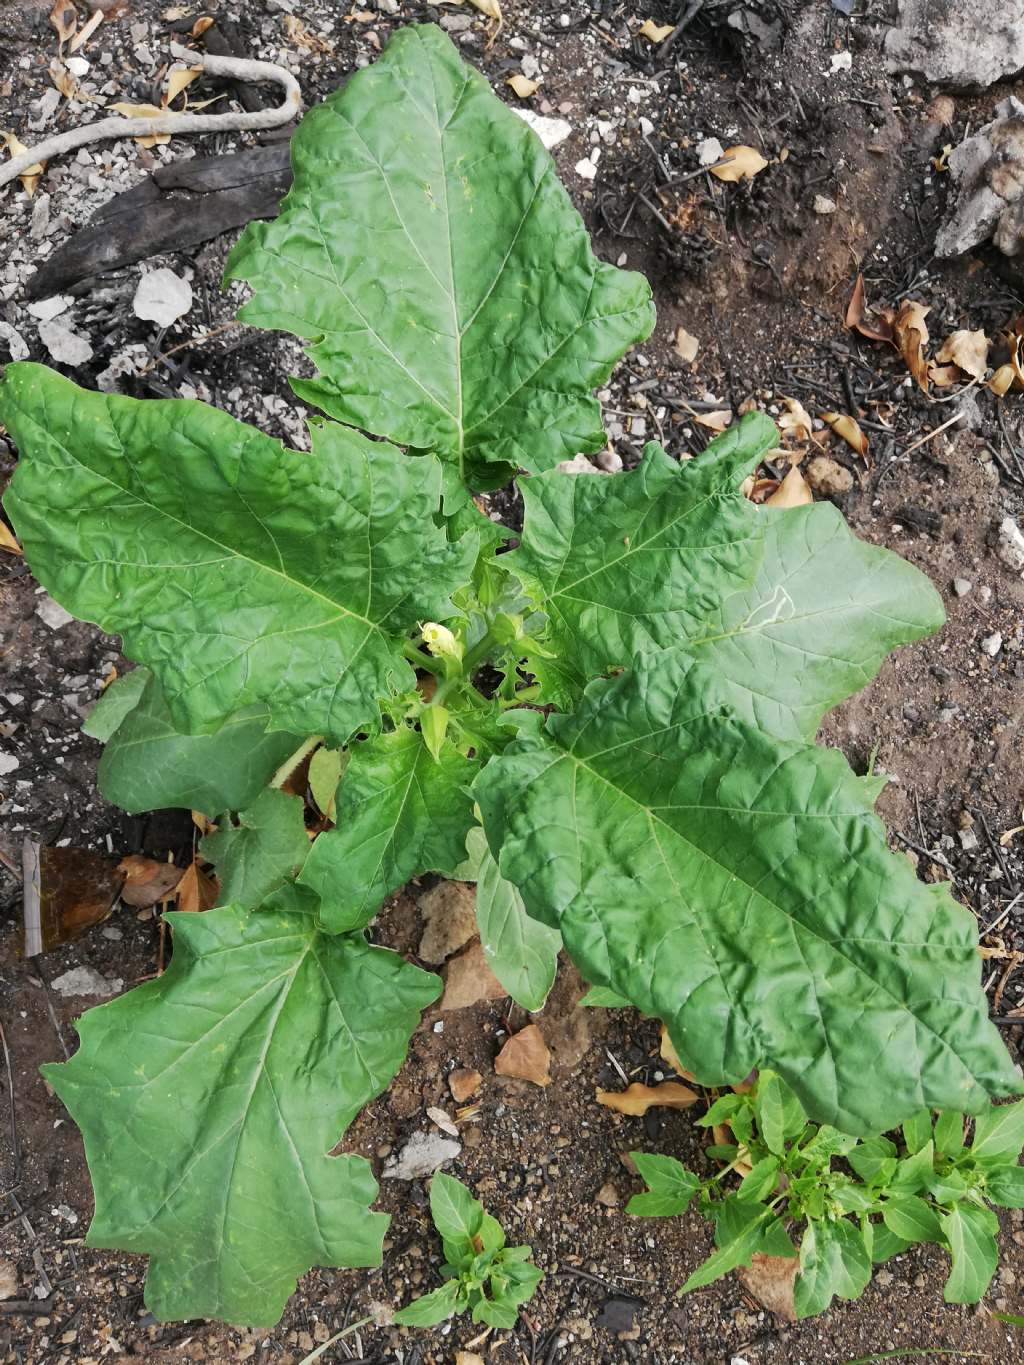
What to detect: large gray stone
<box><xmin>935</xmin><ymin>98</ymin><xmax>1024</xmax><ymax>258</ymax></box>
<box><xmin>885</xmin><ymin>0</ymin><xmax>1024</xmax><ymax>89</ymax></box>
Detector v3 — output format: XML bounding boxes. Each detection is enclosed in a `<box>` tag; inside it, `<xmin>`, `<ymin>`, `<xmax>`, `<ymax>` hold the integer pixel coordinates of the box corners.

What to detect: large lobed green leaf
<box><xmin>1</xmin><ymin>364</ymin><xmax>474</xmax><ymax>744</ymax></box>
<box><xmin>475</xmin><ymin>648</ymin><xmax>1019</xmax><ymax>1134</ymax></box>
<box><xmin>225</xmin><ymin>24</ymin><xmax>654</xmax><ymax>486</ymax></box>
<box><xmin>511</xmin><ymin>420</ymin><xmax>944</xmax><ymax>739</ymax></box>
<box><xmin>88</xmin><ymin>669</ymin><xmax>304</xmax><ymax>817</ymax></box>
<box><xmin>43</xmin><ymin>899</ymin><xmax>440</xmax><ymax>1326</ymax></box>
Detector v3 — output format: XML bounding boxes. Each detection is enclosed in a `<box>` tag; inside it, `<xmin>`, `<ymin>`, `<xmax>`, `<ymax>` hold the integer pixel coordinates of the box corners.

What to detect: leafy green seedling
<box><xmin>0</xmin><ymin>19</ymin><xmax>1018</xmax><ymax>1329</ymax></box>
<box><xmin>394</xmin><ymin>1174</ymin><xmax>542</xmax><ymax>1328</ymax></box>
<box><xmin>629</xmin><ymin>1074</ymin><xmax>1024</xmax><ymax>1318</ymax></box>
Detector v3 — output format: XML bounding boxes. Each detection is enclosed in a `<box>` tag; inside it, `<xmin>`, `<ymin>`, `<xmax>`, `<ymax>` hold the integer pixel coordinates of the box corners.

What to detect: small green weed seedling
<box><xmin>629</xmin><ymin>1074</ymin><xmax>1024</xmax><ymax>1317</ymax></box>
<box><xmin>0</xmin><ymin>19</ymin><xmax>1018</xmax><ymax>1329</ymax></box>
<box><xmin>393</xmin><ymin>1174</ymin><xmax>542</xmax><ymax>1328</ymax></box>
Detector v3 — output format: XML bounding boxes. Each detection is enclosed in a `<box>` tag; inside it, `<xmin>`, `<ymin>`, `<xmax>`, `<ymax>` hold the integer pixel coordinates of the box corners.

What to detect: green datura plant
<box><xmin>629</xmin><ymin>1075</ymin><xmax>1024</xmax><ymax>1317</ymax></box>
<box><xmin>0</xmin><ymin>21</ymin><xmax>1018</xmax><ymax>1329</ymax></box>
<box><xmin>393</xmin><ymin>1173</ymin><xmax>542</xmax><ymax>1328</ymax></box>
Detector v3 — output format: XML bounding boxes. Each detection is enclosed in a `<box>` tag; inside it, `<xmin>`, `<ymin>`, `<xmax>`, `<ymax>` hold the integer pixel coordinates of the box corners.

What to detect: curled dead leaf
<box><xmin>845</xmin><ymin>273</ymin><xmax>895</xmax><ymax>345</ymax></box>
<box><xmin>495</xmin><ymin>1023</ymin><xmax>551</xmax><ymax>1087</ymax></box>
<box><xmin>49</xmin><ymin>58</ymin><xmax>79</xmax><ymax>101</ymax></box>
<box><xmin>117</xmin><ymin>854</ymin><xmax>185</xmax><ymax>909</ymax></box>
<box><xmin>109</xmin><ymin>101</ymin><xmax>171</xmax><ymax>148</ymax></box>
<box><xmin>693</xmin><ymin>408</ymin><xmax>732</xmax><ymax>432</ymax></box>
<box><xmin>49</xmin><ymin>0</ymin><xmax>77</xmax><ymax>47</ymax></box>
<box><xmin>821</xmin><ymin>411</ymin><xmax>869</xmax><ymax>458</ymax></box>
<box><xmin>659</xmin><ymin>1024</ymin><xmax>698</xmax><ymax>1082</ymax></box>
<box><xmin>710</xmin><ymin>144</ymin><xmax>768</xmax><ymax>182</ymax></box>
<box><xmin>165</xmin><ymin>65</ymin><xmax>202</xmax><ymax>107</ymax></box>
<box><xmin>928</xmin><ymin>364</ymin><xmax>961</xmax><ymax>388</ymax></box>
<box><xmin>638</xmin><ymin>17</ymin><xmax>675</xmax><ymax>41</ymax></box>
<box><xmin>778</xmin><ymin>396</ymin><xmax>814</xmax><ymax>445</ymax></box>
<box><xmin>766</xmin><ymin>464</ymin><xmax>812</xmax><ymax>508</ymax></box>
<box><xmin>894</xmin><ymin>299</ymin><xmax>931</xmax><ymax>393</ymax></box>
<box><xmin>0</xmin><ymin>520</ymin><xmax>23</xmax><ymax>555</ymax></box>
<box><xmin>506</xmin><ymin>73</ymin><xmax>539</xmax><ymax>98</ymax></box>
<box><xmin>1</xmin><ymin>129</ymin><xmax>44</xmax><ymax>195</ymax></box>
<box><xmin>174</xmin><ymin>857</ymin><xmax>219</xmax><ymax>913</ymax></box>
<box><xmin>936</xmin><ymin>328</ymin><xmax>989</xmax><ymax>382</ymax></box>
<box><xmin>596</xmin><ymin>1081</ymin><xmax>698</xmax><ymax>1115</ymax></box>
<box><xmin>989</xmin><ymin>364</ymin><xmax>1016</xmax><ymax>396</ymax></box>
<box><xmin>191</xmin><ymin>15</ymin><xmax>215</xmax><ymax>38</ymax></box>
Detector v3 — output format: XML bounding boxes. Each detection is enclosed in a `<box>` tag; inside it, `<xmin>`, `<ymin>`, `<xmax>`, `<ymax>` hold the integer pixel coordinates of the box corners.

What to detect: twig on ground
<box><xmin>0</xmin><ymin>47</ymin><xmax>300</xmax><ymax>190</ymax></box>
<box><xmin>900</xmin><ymin>411</ymin><xmax>964</xmax><ymax>458</ymax></box>
<box><xmin>141</xmin><ymin>321</ymin><xmax>241</xmax><ymax>375</ymax></box>
<box><xmin>0</xmin><ymin>1016</ymin><xmax>19</xmax><ymax>1190</ymax></box>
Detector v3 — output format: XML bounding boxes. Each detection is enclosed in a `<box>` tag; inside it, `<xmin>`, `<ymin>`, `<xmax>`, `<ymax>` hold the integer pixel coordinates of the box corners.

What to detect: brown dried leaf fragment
<box><xmin>737</xmin><ymin>1253</ymin><xmax>798</xmax><ymax>1321</ymax></box>
<box><xmin>766</xmin><ymin>464</ymin><xmax>813</xmax><ymax>508</ymax></box>
<box><xmin>596</xmin><ymin>1081</ymin><xmax>699</xmax><ymax>1115</ymax></box>
<box><xmin>118</xmin><ymin>854</ymin><xmax>185</xmax><ymax>908</ymax></box>
<box><xmin>49</xmin><ymin>0</ymin><xmax>77</xmax><ymax>48</ymax></box>
<box><xmin>174</xmin><ymin>857</ymin><xmax>219</xmax><ymax>912</ymax></box>
<box><xmin>711</xmin><ymin>145</ymin><xmax>768</xmax><ymax>182</ymax></box>
<box><xmin>821</xmin><ymin>411</ymin><xmax>869</xmax><ymax>458</ymax></box>
<box><xmin>936</xmin><ymin>329</ymin><xmax>989</xmax><ymax>381</ymax></box>
<box><xmin>778</xmin><ymin>396</ymin><xmax>814</xmax><ymax>445</ymax></box>
<box><xmin>845</xmin><ymin>273</ymin><xmax>895</xmax><ymax>344</ymax></box>
<box><xmin>495</xmin><ymin>1023</ymin><xmax>551</xmax><ymax>1087</ymax></box>
<box><xmin>638</xmin><ymin>18</ymin><xmax>675</xmax><ymax>40</ymax></box>
<box><xmin>894</xmin><ymin>299</ymin><xmax>931</xmax><ymax>392</ymax></box>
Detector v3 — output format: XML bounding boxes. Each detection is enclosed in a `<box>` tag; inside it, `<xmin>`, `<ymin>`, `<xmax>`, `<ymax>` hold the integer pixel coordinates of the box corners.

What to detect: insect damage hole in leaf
<box><xmin>0</xmin><ymin>18</ymin><xmax>1019</xmax><ymax>1334</ymax></box>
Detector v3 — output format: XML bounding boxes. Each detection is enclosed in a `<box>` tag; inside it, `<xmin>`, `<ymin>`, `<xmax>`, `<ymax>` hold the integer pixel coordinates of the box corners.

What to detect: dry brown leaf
<box><xmin>928</xmin><ymin>364</ymin><xmax>961</xmax><ymax>388</ymax></box>
<box><xmin>989</xmin><ymin>364</ymin><xmax>1016</xmax><ymax>396</ymax></box>
<box><xmin>936</xmin><ymin>328</ymin><xmax>989</xmax><ymax>381</ymax></box>
<box><xmin>659</xmin><ymin>1023</ymin><xmax>698</xmax><ymax>1082</ymax></box>
<box><xmin>596</xmin><ymin>1081</ymin><xmax>698</xmax><ymax>1115</ymax></box>
<box><xmin>821</xmin><ymin>411</ymin><xmax>869</xmax><ymax>458</ymax></box>
<box><xmin>191</xmin><ymin>15</ymin><xmax>214</xmax><ymax>37</ymax></box>
<box><xmin>845</xmin><ymin>273</ymin><xmax>895</xmax><ymax>345</ymax></box>
<box><xmin>894</xmin><ymin>299</ymin><xmax>931</xmax><ymax>392</ymax></box>
<box><xmin>494</xmin><ymin>1023</ymin><xmax>551</xmax><ymax>1087</ymax></box>
<box><xmin>417</xmin><ymin>880</ymin><xmax>477</xmax><ymax>963</ymax></box>
<box><xmin>109</xmin><ymin>101</ymin><xmax>171</xmax><ymax>147</ymax></box>
<box><xmin>49</xmin><ymin>58</ymin><xmax>79</xmax><ymax>100</ymax></box>
<box><xmin>174</xmin><ymin>858</ymin><xmax>219</xmax><ymax>913</ymax></box>
<box><xmin>766</xmin><ymin>464</ymin><xmax>812</xmax><ymax>508</ymax></box>
<box><xmin>165</xmin><ymin>65</ymin><xmax>202</xmax><ymax>106</ymax></box>
<box><xmin>710</xmin><ymin>145</ymin><xmax>768</xmax><ymax>182</ymax></box>
<box><xmin>638</xmin><ymin>17</ymin><xmax>675</xmax><ymax>41</ymax></box>
<box><xmin>468</xmin><ymin>0</ymin><xmax>502</xmax><ymax>27</ymax></box>
<box><xmin>456</xmin><ymin>1354</ymin><xmax>486</xmax><ymax>1365</ymax></box>
<box><xmin>693</xmin><ymin>408</ymin><xmax>732</xmax><ymax>431</ymax></box>
<box><xmin>449</xmin><ymin>1068</ymin><xmax>482</xmax><ymax>1103</ymax></box>
<box><xmin>778</xmin><ymin>396</ymin><xmax>814</xmax><ymax>445</ymax></box>
<box><xmin>674</xmin><ymin>326</ymin><xmax>699</xmax><ymax>364</ymax></box>
<box><xmin>282</xmin><ymin>14</ymin><xmax>332</xmax><ymax>52</ymax></box>
<box><xmin>117</xmin><ymin>854</ymin><xmax>185</xmax><ymax>908</ymax></box>
<box><xmin>737</xmin><ymin>1253</ymin><xmax>798</xmax><ymax>1321</ymax></box>
<box><xmin>0</xmin><ymin>520</ymin><xmax>22</xmax><ymax>555</ymax></box>
<box><xmin>1</xmin><ymin>129</ymin><xmax>44</xmax><ymax>195</ymax></box>
<box><xmin>506</xmin><ymin>73</ymin><xmax>538</xmax><ymax>98</ymax></box>
<box><xmin>49</xmin><ymin>0</ymin><xmax>77</xmax><ymax>47</ymax></box>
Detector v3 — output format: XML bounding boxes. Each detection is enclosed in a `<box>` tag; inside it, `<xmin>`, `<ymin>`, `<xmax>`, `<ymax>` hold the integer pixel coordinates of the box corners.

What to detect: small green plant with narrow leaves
<box><xmin>393</xmin><ymin>1173</ymin><xmax>542</xmax><ymax>1328</ymax></box>
<box><xmin>629</xmin><ymin>1075</ymin><xmax>1024</xmax><ymax>1316</ymax></box>
<box><xmin>0</xmin><ymin>21</ymin><xmax>1018</xmax><ymax>1329</ymax></box>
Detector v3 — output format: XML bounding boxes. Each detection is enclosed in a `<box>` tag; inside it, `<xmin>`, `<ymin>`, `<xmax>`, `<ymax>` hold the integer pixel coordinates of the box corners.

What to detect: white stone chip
<box><xmin>512</xmin><ymin>108</ymin><xmax>572</xmax><ymax>149</ymax></box>
<box><xmin>38</xmin><ymin>318</ymin><xmax>93</xmax><ymax>366</ymax></box>
<box><xmin>27</xmin><ymin>294</ymin><xmax>71</xmax><ymax>321</ymax></box>
<box><xmin>133</xmin><ymin>267</ymin><xmax>194</xmax><ymax>328</ymax></box>
<box><xmin>51</xmin><ymin>966</ymin><xmax>124</xmax><ymax>998</ymax></box>
<box><xmin>35</xmin><ymin>595</ymin><xmax>75</xmax><ymax>630</ymax></box>
<box><xmin>382</xmin><ymin>1131</ymin><xmax>462</xmax><ymax>1180</ymax></box>
<box><xmin>698</xmin><ymin>136</ymin><xmax>724</xmax><ymax>165</ymax></box>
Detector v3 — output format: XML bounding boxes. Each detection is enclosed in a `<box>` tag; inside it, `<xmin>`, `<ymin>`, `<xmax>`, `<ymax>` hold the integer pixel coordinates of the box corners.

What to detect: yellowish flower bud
<box><xmin>421</xmin><ymin>621</ymin><xmax>463</xmax><ymax>660</ymax></box>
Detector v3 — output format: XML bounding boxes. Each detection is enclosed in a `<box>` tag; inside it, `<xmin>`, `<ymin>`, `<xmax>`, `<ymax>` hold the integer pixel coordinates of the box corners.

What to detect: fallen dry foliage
<box><xmin>494</xmin><ymin>1023</ymin><xmax>551</xmax><ymax>1086</ymax></box>
<box><xmin>596</xmin><ymin>1081</ymin><xmax>699</xmax><ymax>1115</ymax></box>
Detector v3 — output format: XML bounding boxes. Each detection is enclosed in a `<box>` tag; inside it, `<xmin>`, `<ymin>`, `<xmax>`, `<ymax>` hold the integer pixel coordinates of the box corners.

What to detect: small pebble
<box><xmin>981</xmin><ymin>632</ymin><xmax>1003</xmax><ymax>657</ymax></box>
<box><xmin>952</xmin><ymin>577</ymin><xmax>972</xmax><ymax>596</ymax></box>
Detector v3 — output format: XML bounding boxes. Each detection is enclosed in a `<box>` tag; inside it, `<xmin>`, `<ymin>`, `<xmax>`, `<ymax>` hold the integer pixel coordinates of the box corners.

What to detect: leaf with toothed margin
<box><xmin>41</xmin><ymin>898</ymin><xmax>440</xmax><ymax>1327</ymax></box>
<box><xmin>0</xmin><ymin>364</ymin><xmax>475</xmax><ymax>744</ymax></box>
<box><xmin>474</xmin><ymin>646</ymin><xmax>1019</xmax><ymax>1135</ymax></box>
<box><xmin>224</xmin><ymin>24</ymin><xmax>654</xmax><ymax>488</ymax></box>
<box><xmin>509</xmin><ymin>416</ymin><xmax>944</xmax><ymax>738</ymax></box>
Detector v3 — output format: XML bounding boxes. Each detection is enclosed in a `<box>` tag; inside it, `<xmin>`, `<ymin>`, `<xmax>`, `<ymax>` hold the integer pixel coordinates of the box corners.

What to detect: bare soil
<box><xmin>1</xmin><ymin>0</ymin><xmax>1024</xmax><ymax>1361</ymax></box>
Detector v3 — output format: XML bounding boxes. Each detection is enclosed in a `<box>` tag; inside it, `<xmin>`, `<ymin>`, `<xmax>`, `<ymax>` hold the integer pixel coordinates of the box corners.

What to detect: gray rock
<box><xmin>35</xmin><ymin>595</ymin><xmax>74</xmax><ymax>630</ymax></box>
<box><xmin>382</xmin><ymin>1131</ymin><xmax>462</xmax><ymax>1180</ymax></box>
<box><xmin>981</xmin><ymin>631</ymin><xmax>1004</xmax><ymax>657</ymax></box>
<box><xmin>934</xmin><ymin>98</ymin><xmax>1024</xmax><ymax>257</ymax></box>
<box><xmin>38</xmin><ymin>318</ymin><xmax>93</xmax><ymax>367</ymax></box>
<box><xmin>952</xmin><ymin>577</ymin><xmax>973</xmax><ymax>596</ymax></box>
<box><xmin>133</xmin><ymin>268</ymin><xmax>193</xmax><ymax>328</ymax></box>
<box><xmin>885</xmin><ymin>0</ymin><xmax>1024</xmax><ymax>89</ymax></box>
<box><xmin>997</xmin><ymin>515</ymin><xmax>1024</xmax><ymax>573</ymax></box>
<box><xmin>512</xmin><ymin>108</ymin><xmax>571</xmax><ymax>151</ymax></box>
<box><xmin>51</xmin><ymin>966</ymin><xmax>123</xmax><ymax>998</ymax></box>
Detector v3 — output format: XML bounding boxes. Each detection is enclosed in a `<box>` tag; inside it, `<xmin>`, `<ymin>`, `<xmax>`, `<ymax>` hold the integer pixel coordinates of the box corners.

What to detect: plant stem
<box><xmin>403</xmin><ymin>638</ymin><xmax>444</xmax><ymax>676</ymax></box>
<box><xmin>269</xmin><ymin>734</ymin><xmax>322</xmax><ymax>789</ymax></box>
<box><xmin>296</xmin><ymin>1315</ymin><xmax>374</xmax><ymax>1365</ymax></box>
<box><xmin>427</xmin><ymin>627</ymin><xmax>501</xmax><ymax>708</ymax></box>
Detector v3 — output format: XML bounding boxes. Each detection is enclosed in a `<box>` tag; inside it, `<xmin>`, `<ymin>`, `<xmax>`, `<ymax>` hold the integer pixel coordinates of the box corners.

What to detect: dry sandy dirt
<box><xmin>1</xmin><ymin>0</ymin><xmax>1024</xmax><ymax>1361</ymax></box>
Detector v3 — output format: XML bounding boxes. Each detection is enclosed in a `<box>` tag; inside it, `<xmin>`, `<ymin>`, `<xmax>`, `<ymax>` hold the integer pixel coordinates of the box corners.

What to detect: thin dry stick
<box><xmin>0</xmin><ymin>47</ymin><xmax>301</xmax><ymax>190</ymax></box>
<box><xmin>900</xmin><ymin>410</ymin><xmax>964</xmax><ymax>458</ymax></box>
